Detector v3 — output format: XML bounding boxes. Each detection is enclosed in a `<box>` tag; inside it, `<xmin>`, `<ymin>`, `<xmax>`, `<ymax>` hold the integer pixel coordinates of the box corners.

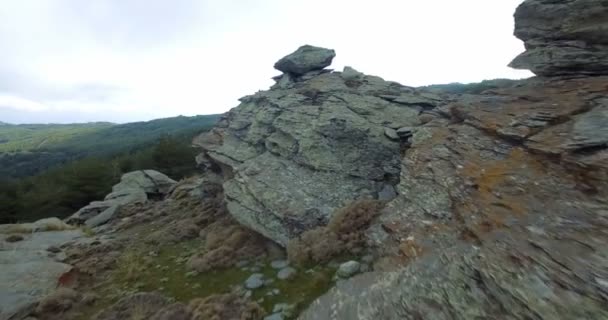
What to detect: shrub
<box><xmin>187</xmin><ymin>217</ymin><xmax>269</xmax><ymax>272</ymax></box>
<box><xmin>287</xmin><ymin>200</ymin><xmax>384</xmax><ymax>265</ymax></box>
<box><xmin>189</xmin><ymin>293</ymin><xmax>264</xmax><ymax>320</ymax></box>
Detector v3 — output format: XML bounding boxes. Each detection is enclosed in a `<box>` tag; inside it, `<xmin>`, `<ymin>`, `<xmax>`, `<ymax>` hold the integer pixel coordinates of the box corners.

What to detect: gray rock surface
<box><xmin>274</xmin><ymin>45</ymin><xmax>336</xmax><ymax>75</ymax></box>
<box><xmin>341</xmin><ymin>66</ymin><xmax>364</xmax><ymax>81</ymax></box>
<box><xmin>336</xmin><ymin>261</ymin><xmax>360</xmax><ymax>278</ymax></box>
<box><xmin>112</xmin><ymin>170</ymin><xmax>176</xmax><ymax>195</ymax></box>
<box><xmin>66</xmin><ymin>170</ymin><xmax>176</xmax><ymax>226</ymax></box>
<box><xmin>0</xmin><ymin>229</ymin><xmax>83</xmax><ymax>320</ymax></box>
<box><xmin>264</xmin><ymin>313</ymin><xmax>284</xmax><ymax>320</ymax></box>
<box><xmin>194</xmin><ymin>52</ymin><xmax>431</xmax><ymax>245</ymax></box>
<box><xmin>245</xmin><ymin>273</ymin><xmax>265</xmax><ymax>289</ymax></box>
<box><xmin>509</xmin><ymin>0</ymin><xmax>608</xmax><ymax>76</ymax></box>
<box><xmin>270</xmin><ymin>260</ymin><xmax>289</xmax><ymax>269</ymax></box>
<box><xmin>277</xmin><ymin>267</ymin><xmax>297</xmax><ymax>280</ymax></box>
<box><xmin>84</xmin><ymin>205</ymin><xmax>119</xmax><ymax>228</ymax></box>
<box><xmin>301</xmin><ymin>76</ymin><xmax>608</xmax><ymax>319</ymax></box>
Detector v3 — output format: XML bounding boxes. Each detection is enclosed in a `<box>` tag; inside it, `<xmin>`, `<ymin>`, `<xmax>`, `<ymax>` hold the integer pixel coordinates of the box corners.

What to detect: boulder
<box><xmin>274</xmin><ymin>45</ymin><xmax>336</xmax><ymax>75</ymax></box>
<box><xmin>112</xmin><ymin>170</ymin><xmax>177</xmax><ymax>195</ymax></box>
<box><xmin>336</xmin><ymin>261</ymin><xmax>360</xmax><ymax>278</ymax></box>
<box><xmin>66</xmin><ymin>170</ymin><xmax>175</xmax><ymax>226</ymax></box>
<box><xmin>195</xmin><ymin>51</ymin><xmax>428</xmax><ymax>245</ymax></box>
<box><xmin>509</xmin><ymin>0</ymin><xmax>608</xmax><ymax>76</ymax></box>
<box><xmin>0</xmin><ymin>217</ymin><xmax>74</xmax><ymax>234</ymax></box>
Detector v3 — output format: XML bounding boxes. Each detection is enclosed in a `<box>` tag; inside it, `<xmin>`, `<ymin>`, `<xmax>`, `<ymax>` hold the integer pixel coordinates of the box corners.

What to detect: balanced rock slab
<box><xmin>274</xmin><ymin>45</ymin><xmax>336</xmax><ymax>75</ymax></box>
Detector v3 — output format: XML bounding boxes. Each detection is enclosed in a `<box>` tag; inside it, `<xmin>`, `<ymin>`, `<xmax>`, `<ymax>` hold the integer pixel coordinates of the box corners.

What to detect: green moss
<box><xmin>75</xmin><ymin>239</ymin><xmax>338</xmax><ymax>319</ymax></box>
<box><xmin>251</xmin><ymin>264</ymin><xmax>336</xmax><ymax>317</ymax></box>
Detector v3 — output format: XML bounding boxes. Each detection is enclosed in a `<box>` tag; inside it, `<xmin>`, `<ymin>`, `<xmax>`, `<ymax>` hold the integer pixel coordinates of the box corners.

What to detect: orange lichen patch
<box><xmin>456</xmin><ymin>147</ymin><xmax>547</xmax><ymax>238</ymax></box>
<box><xmin>398</xmin><ymin>237</ymin><xmax>424</xmax><ymax>262</ymax></box>
<box><xmin>381</xmin><ymin>221</ymin><xmax>404</xmax><ymax>234</ymax></box>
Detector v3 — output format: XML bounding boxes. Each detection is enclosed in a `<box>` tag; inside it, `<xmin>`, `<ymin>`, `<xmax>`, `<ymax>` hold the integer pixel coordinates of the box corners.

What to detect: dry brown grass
<box><xmin>287</xmin><ymin>200</ymin><xmax>384</xmax><ymax>265</ymax></box>
<box><xmin>189</xmin><ymin>293</ymin><xmax>264</xmax><ymax>320</ymax></box>
<box><xmin>187</xmin><ymin>217</ymin><xmax>269</xmax><ymax>272</ymax></box>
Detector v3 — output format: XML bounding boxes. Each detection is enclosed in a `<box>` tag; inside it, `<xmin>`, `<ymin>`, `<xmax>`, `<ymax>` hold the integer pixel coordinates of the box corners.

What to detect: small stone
<box><xmin>250</xmin><ymin>266</ymin><xmax>261</xmax><ymax>272</ymax></box>
<box><xmin>378</xmin><ymin>184</ymin><xmax>397</xmax><ymax>201</ymax></box>
<box><xmin>270</xmin><ymin>260</ymin><xmax>289</xmax><ymax>269</ymax></box>
<box><xmin>264</xmin><ymin>313</ymin><xmax>284</xmax><ymax>320</ymax></box>
<box><xmin>273</xmin><ymin>303</ymin><xmax>290</xmax><ymax>313</ymax></box>
<box><xmin>277</xmin><ymin>267</ymin><xmax>297</xmax><ymax>280</ymax></box>
<box><xmin>337</xmin><ymin>261</ymin><xmax>361</xmax><ymax>278</ymax></box>
<box><xmin>160</xmin><ymin>277</ymin><xmax>169</xmax><ymax>283</ymax></box>
<box><xmin>245</xmin><ymin>273</ymin><xmax>265</xmax><ymax>289</ymax></box>
<box><xmin>419</xmin><ymin>113</ymin><xmax>435</xmax><ymax>124</ymax></box>
<box><xmin>5</xmin><ymin>234</ymin><xmax>24</xmax><ymax>243</ymax></box>
<box><xmin>384</xmin><ymin>128</ymin><xmax>400</xmax><ymax>141</ymax></box>
<box><xmin>396</xmin><ymin>127</ymin><xmax>414</xmax><ymax>138</ymax></box>
<box><xmin>185</xmin><ymin>271</ymin><xmax>198</xmax><ymax>278</ymax></box>
<box><xmin>341</xmin><ymin>66</ymin><xmax>364</xmax><ymax>81</ymax></box>
<box><xmin>47</xmin><ymin>246</ymin><xmax>61</xmax><ymax>253</ymax></box>
<box><xmin>272</xmin><ymin>289</ymin><xmax>280</xmax><ymax>295</ymax></box>
<box><xmin>192</xmin><ymin>283</ymin><xmax>201</xmax><ymax>289</ymax></box>
<box><xmin>236</xmin><ymin>260</ymin><xmax>249</xmax><ymax>268</ymax></box>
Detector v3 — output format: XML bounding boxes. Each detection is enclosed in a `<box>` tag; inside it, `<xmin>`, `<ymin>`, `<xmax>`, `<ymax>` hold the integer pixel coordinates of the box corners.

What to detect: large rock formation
<box><xmin>509</xmin><ymin>0</ymin><xmax>608</xmax><ymax>76</ymax></box>
<box><xmin>300</xmin><ymin>75</ymin><xmax>608</xmax><ymax>319</ymax></box>
<box><xmin>298</xmin><ymin>0</ymin><xmax>608</xmax><ymax>318</ymax></box>
<box><xmin>195</xmin><ymin>49</ymin><xmax>443</xmax><ymax>245</ymax></box>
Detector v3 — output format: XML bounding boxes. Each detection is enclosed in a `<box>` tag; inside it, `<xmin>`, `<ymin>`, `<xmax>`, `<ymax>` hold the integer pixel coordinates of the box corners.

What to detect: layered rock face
<box><xmin>301</xmin><ymin>76</ymin><xmax>608</xmax><ymax>319</ymax></box>
<box><xmin>510</xmin><ymin>0</ymin><xmax>608</xmax><ymax>76</ymax></box>
<box><xmin>194</xmin><ymin>47</ymin><xmax>442</xmax><ymax>245</ymax></box>
<box><xmin>298</xmin><ymin>1</ymin><xmax>608</xmax><ymax>318</ymax></box>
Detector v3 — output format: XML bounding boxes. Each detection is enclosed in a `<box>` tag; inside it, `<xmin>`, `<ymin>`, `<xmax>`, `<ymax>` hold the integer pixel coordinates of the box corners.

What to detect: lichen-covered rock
<box><xmin>66</xmin><ymin>170</ymin><xmax>176</xmax><ymax>226</ymax></box>
<box><xmin>195</xmin><ymin>51</ymin><xmax>440</xmax><ymax>245</ymax></box>
<box><xmin>509</xmin><ymin>0</ymin><xmax>608</xmax><ymax>76</ymax></box>
<box><xmin>274</xmin><ymin>45</ymin><xmax>336</xmax><ymax>75</ymax></box>
<box><xmin>301</xmin><ymin>76</ymin><xmax>608</xmax><ymax>320</ymax></box>
<box><xmin>112</xmin><ymin>170</ymin><xmax>177</xmax><ymax>195</ymax></box>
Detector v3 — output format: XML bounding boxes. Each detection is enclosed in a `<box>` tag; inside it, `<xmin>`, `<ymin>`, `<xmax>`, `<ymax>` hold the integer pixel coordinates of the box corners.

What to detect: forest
<box><xmin>0</xmin><ymin>115</ymin><xmax>220</xmax><ymax>223</ymax></box>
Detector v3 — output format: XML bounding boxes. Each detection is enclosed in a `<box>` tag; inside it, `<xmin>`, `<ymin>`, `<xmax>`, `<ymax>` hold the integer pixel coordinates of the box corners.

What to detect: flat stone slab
<box><xmin>0</xmin><ymin>230</ymin><xmax>83</xmax><ymax>320</ymax></box>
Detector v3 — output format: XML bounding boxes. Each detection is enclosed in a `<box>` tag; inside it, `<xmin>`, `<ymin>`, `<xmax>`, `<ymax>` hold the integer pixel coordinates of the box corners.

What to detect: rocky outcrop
<box><xmin>194</xmin><ymin>50</ymin><xmax>444</xmax><ymax>245</ymax></box>
<box><xmin>509</xmin><ymin>0</ymin><xmax>608</xmax><ymax>76</ymax></box>
<box><xmin>66</xmin><ymin>170</ymin><xmax>176</xmax><ymax>227</ymax></box>
<box><xmin>300</xmin><ymin>76</ymin><xmax>608</xmax><ymax>319</ymax></box>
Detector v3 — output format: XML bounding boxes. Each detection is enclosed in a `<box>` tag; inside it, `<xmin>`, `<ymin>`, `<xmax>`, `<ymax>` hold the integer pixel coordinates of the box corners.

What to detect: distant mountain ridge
<box><xmin>0</xmin><ymin>114</ymin><xmax>221</xmax><ymax>179</ymax></box>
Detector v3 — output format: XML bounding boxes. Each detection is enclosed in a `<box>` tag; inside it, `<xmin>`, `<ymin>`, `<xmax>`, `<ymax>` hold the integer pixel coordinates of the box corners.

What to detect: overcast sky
<box><xmin>0</xmin><ymin>0</ymin><xmax>532</xmax><ymax>124</ymax></box>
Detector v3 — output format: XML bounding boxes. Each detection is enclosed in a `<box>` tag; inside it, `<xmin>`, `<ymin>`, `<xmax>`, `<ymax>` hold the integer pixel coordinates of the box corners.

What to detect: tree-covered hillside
<box><xmin>0</xmin><ymin>115</ymin><xmax>221</xmax><ymax>179</ymax></box>
<box><xmin>0</xmin><ymin>122</ymin><xmax>114</xmax><ymax>152</ymax></box>
<box><xmin>0</xmin><ymin>113</ymin><xmax>222</xmax><ymax>224</ymax></box>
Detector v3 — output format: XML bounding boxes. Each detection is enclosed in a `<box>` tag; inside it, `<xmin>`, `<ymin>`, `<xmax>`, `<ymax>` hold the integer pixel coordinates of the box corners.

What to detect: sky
<box><xmin>0</xmin><ymin>0</ymin><xmax>532</xmax><ymax>124</ymax></box>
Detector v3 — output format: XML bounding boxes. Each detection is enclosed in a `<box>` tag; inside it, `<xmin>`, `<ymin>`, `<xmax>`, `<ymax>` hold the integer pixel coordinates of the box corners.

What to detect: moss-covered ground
<box><xmin>74</xmin><ymin>239</ymin><xmax>337</xmax><ymax>319</ymax></box>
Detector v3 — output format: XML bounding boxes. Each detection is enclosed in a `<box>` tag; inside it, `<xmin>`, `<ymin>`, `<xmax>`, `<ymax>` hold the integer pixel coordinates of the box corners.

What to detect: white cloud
<box><xmin>0</xmin><ymin>94</ymin><xmax>49</xmax><ymax>112</ymax></box>
<box><xmin>0</xmin><ymin>0</ymin><xmax>532</xmax><ymax>124</ymax></box>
